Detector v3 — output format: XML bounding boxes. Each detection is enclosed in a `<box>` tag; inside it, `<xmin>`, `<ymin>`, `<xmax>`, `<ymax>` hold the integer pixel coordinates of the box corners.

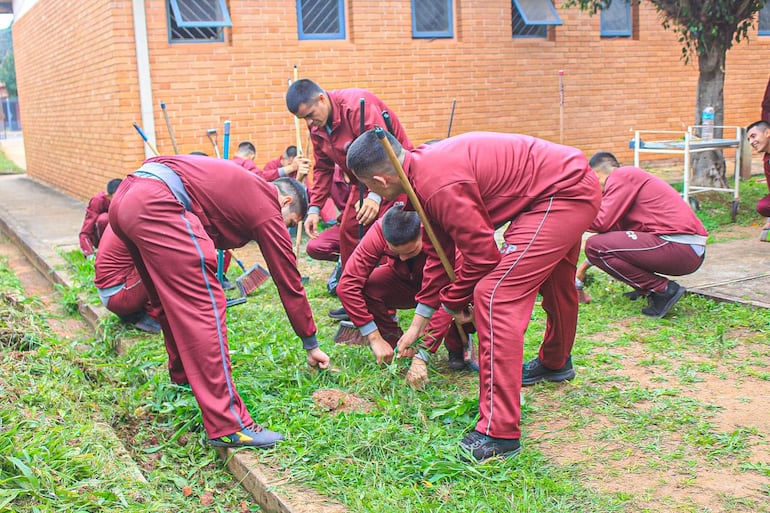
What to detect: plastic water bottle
<box><xmin>702</xmin><ymin>106</ymin><xmax>715</xmax><ymax>140</ymax></box>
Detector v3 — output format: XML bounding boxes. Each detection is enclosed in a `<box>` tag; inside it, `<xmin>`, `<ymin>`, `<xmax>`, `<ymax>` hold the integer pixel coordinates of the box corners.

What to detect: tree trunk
<box><xmin>691</xmin><ymin>41</ymin><xmax>728</xmax><ymax>188</ymax></box>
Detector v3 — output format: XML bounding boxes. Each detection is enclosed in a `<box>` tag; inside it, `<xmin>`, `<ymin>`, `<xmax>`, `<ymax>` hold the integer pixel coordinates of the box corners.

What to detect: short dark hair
<box><xmin>588</xmin><ymin>151</ymin><xmax>621</xmax><ymax>172</ymax></box>
<box><xmin>274</xmin><ymin>177</ymin><xmax>308</xmax><ymax>219</ymax></box>
<box><xmin>189</xmin><ymin>151</ymin><xmax>208</xmax><ymax>156</ymax></box>
<box><xmin>106</xmin><ymin>178</ymin><xmax>123</xmax><ymax>195</ymax></box>
<box><xmin>747</xmin><ymin>120</ymin><xmax>770</xmax><ymax>132</ymax></box>
<box><xmin>286</xmin><ymin>79</ymin><xmax>324</xmax><ymax>114</ymax></box>
<box><xmin>381</xmin><ymin>204</ymin><xmax>421</xmax><ymax>246</ymax></box>
<box><xmin>346</xmin><ymin>129</ymin><xmax>402</xmax><ymax>180</ymax></box>
<box><xmin>284</xmin><ymin>145</ymin><xmax>298</xmax><ymax>158</ymax></box>
<box><xmin>238</xmin><ymin>141</ymin><xmax>256</xmax><ymax>155</ymax></box>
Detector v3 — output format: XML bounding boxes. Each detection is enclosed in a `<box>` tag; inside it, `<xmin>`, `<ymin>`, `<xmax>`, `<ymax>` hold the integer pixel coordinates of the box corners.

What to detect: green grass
<box><xmin>3</xmin><ymin>175</ymin><xmax>770</xmax><ymax>512</ymax></box>
<box><xmin>0</xmin><ymin>148</ymin><xmax>23</xmax><ymax>174</ymax></box>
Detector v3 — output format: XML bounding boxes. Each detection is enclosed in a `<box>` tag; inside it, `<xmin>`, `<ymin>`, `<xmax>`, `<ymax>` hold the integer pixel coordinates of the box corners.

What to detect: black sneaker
<box><xmin>209</xmin><ymin>423</ymin><xmax>284</xmax><ymax>449</ymax></box>
<box><xmin>459</xmin><ymin>431</ymin><xmax>521</xmax><ymax>463</ymax></box>
<box><xmin>623</xmin><ymin>290</ymin><xmax>642</xmax><ymax>301</ymax></box>
<box><xmin>134</xmin><ymin>314</ymin><xmax>161</xmax><ymax>334</ymax></box>
<box><xmin>641</xmin><ymin>281</ymin><xmax>685</xmax><ymax>319</ymax></box>
<box><xmin>221</xmin><ymin>278</ymin><xmax>236</xmax><ymax>291</ymax></box>
<box><xmin>328</xmin><ymin>306</ymin><xmax>350</xmax><ymax>321</ymax></box>
<box><xmin>522</xmin><ymin>356</ymin><xmax>575</xmax><ymax>386</ymax></box>
<box><xmin>447</xmin><ymin>351</ymin><xmax>466</xmax><ymax>371</ymax></box>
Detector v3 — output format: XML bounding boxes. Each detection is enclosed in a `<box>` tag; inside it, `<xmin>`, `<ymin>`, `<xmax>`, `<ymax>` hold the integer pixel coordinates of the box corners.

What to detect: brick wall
<box><xmin>12</xmin><ymin>1</ymin><xmax>770</xmax><ymax>201</ymax></box>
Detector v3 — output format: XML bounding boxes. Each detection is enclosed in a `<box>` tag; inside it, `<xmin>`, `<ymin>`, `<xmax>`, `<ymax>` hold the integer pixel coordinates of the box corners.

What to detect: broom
<box><xmin>333</xmin><ymin>320</ymin><xmax>364</xmax><ymax>345</ymax></box>
<box><xmin>374</xmin><ymin>128</ymin><xmax>477</xmax><ymax>369</ymax></box>
<box><xmin>235</xmin><ymin>261</ymin><xmax>271</xmax><ymax>296</ymax></box>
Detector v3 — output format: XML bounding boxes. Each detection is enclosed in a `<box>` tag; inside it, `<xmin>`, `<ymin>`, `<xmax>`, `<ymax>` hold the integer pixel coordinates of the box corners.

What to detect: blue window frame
<box><xmin>167</xmin><ymin>0</ymin><xmax>229</xmax><ymax>43</ymax></box>
<box><xmin>298</xmin><ymin>0</ymin><xmax>346</xmax><ymax>40</ymax></box>
<box><xmin>600</xmin><ymin>0</ymin><xmax>632</xmax><ymax>37</ymax></box>
<box><xmin>512</xmin><ymin>0</ymin><xmax>562</xmax><ymax>39</ymax></box>
<box><xmin>412</xmin><ymin>0</ymin><xmax>453</xmax><ymax>39</ymax></box>
<box><xmin>169</xmin><ymin>0</ymin><xmax>231</xmax><ymax>28</ymax></box>
<box><xmin>760</xmin><ymin>2</ymin><xmax>770</xmax><ymax>36</ymax></box>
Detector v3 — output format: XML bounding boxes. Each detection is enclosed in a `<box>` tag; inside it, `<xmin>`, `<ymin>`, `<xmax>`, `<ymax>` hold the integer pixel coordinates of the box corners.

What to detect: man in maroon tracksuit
<box><xmin>337</xmin><ymin>204</ymin><xmax>470</xmax><ymax>382</ymax></box>
<box><xmin>79</xmin><ymin>178</ymin><xmax>122</xmax><ymax>257</ymax></box>
<box><xmin>346</xmin><ymin>129</ymin><xmax>601</xmax><ymax>463</ymax></box>
<box><xmin>747</xmin><ymin>120</ymin><xmax>770</xmax><ymax>241</ymax></box>
<box><xmin>286</xmin><ymin>79</ymin><xmax>412</xmax><ymax>319</ymax></box>
<box><xmin>109</xmin><ymin>154</ymin><xmax>330</xmax><ymax>449</ymax></box>
<box><xmin>578</xmin><ymin>152</ymin><xmax>707</xmax><ymax>318</ymax></box>
<box><xmin>94</xmin><ymin>224</ymin><xmax>160</xmax><ymax>333</ymax></box>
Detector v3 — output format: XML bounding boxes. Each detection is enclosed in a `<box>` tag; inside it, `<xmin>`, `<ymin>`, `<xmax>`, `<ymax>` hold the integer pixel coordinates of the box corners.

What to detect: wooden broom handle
<box><xmin>375</xmin><ymin>129</ymin><xmax>470</xmax><ymax>345</ymax></box>
<box><xmin>375</xmin><ymin>129</ymin><xmax>455</xmax><ymax>281</ymax></box>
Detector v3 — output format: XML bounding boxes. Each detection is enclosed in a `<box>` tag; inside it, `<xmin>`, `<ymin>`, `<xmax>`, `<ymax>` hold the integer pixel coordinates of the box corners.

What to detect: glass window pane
<box><xmin>600</xmin><ymin>0</ymin><xmax>631</xmax><ymax>37</ymax></box>
<box><xmin>512</xmin><ymin>0</ymin><xmax>562</xmax><ymax>25</ymax></box>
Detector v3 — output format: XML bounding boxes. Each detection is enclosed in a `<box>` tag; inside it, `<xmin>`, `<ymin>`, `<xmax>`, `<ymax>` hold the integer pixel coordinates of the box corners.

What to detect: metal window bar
<box><xmin>169</xmin><ymin>0</ymin><xmax>232</xmax><ymax>28</ymax></box>
<box><xmin>168</xmin><ymin>0</ymin><xmax>223</xmax><ymax>42</ymax></box>
<box><xmin>298</xmin><ymin>0</ymin><xmax>345</xmax><ymax>40</ymax></box>
<box><xmin>412</xmin><ymin>0</ymin><xmax>453</xmax><ymax>38</ymax></box>
<box><xmin>512</xmin><ymin>0</ymin><xmax>563</xmax><ymax>25</ymax></box>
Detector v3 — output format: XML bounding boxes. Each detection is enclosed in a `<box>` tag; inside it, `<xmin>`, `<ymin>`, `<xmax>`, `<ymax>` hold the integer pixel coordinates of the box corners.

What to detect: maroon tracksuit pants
<box><xmin>474</xmin><ymin>175</ymin><xmax>600</xmax><ymax>440</ymax></box>
<box><xmin>365</xmin><ymin>264</ymin><xmax>464</xmax><ymax>353</ymax></box>
<box><xmin>105</xmin><ymin>266</ymin><xmax>159</xmax><ymax>320</ymax></box>
<box><xmin>584</xmin><ymin>231</ymin><xmax>704</xmax><ymax>294</ymax></box>
<box><xmin>110</xmin><ymin>175</ymin><xmax>253</xmax><ymax>439</ymax></box>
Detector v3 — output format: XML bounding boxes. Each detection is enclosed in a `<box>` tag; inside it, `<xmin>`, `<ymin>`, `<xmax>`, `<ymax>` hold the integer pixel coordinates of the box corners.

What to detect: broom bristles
<box><xmin>236</xmin><ymin>264</ymin><xmax>270</xmax><ymax>296</ymax></box>
<box><xmin>333</xmin><ymin>321</ymin><xmax>364</xmax><ymax>345</ymax></box>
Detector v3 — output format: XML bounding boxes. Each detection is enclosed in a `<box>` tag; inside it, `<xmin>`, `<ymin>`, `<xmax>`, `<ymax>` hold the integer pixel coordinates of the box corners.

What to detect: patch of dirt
<box><xmin>312</xmin><ymin>388</ymin><xmax>373</xmax><ymax>415</ymax></box>
<box><xmin>530</xmin><ymin>331</ymin><xmax>770</xmax><ymax>513</ymax></box>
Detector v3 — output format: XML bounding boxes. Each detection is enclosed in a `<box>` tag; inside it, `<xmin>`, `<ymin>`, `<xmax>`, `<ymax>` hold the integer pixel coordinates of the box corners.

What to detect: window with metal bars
<box><xmin>600</xmin><ymin>0</ymin><xmax>631</xmax><ymax>37</ymax></box>
<box><xmin>760</xmin><ymin>2</ymin><xmax>770</xmax><ymax>36</ymax></box>
<box><xmin>297</xmin><ymin>0</ymin><xmax>346</xmax><ymax>40</ymax></box>
<box><xmin>412</xmin><ymin>0</ymin><xmax>453</xmax><ymax>38</ymax></box>
<box><xmin>167</xmin><ymin>0</ymin><xmax>231</xmax><ymax>43</ymax></box>
<box><xmin>511</xmin><ymin>0</ymin><xmax>562</xmax><ymax>39</ymax></box>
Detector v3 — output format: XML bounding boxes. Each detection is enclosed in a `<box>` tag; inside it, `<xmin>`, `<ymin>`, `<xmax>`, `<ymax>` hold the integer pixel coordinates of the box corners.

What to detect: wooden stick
<box><xmin>558</xmin><ymin>70</ymin><xmax>565</xmax><ymax>145</ymax></box>
<box><xmin>292</xmin><ymin>65</ymin><xmax>304</xmax><ymax>256</ymax></box>
<box><xmin>160</xmin><ymin>101</ymin><xmax>179</xmax><ymax>154</ymax></box>
<box><xmin>375</xmin><ymin>128</ymin><xmax>454</xmax><ymax>280</ymax></box>
<box><xmin>375</xmin><ymin>128</ymin><xmax>469</xmax><ymax>344</ymax></box>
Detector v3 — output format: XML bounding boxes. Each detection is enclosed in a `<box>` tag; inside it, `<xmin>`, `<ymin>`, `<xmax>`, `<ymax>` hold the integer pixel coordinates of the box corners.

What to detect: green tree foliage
<box><xmin>0</xmin><ymin>51</ymin><xmax>16</xmax><ymax>97</ymax></box>
<box><xmin>565</xmin><ymin>0</ymin><xmax>768</xmax><ymax>185</ymax></box>
<box><xmin>0</xmin><ymin>26</ymin><xmax>14</xmax><ymax>97</ymax></box>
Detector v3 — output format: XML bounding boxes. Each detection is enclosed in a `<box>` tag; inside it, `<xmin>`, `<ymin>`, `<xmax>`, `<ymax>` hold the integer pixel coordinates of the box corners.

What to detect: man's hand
<box><xmin>406</xmin><ymin>357</ymin><xmax>429</xmax><ymax>389</ymax></box>
<box><xmin>294</xmin><ymin>157</ymin><xmax>311</xmax><ymax>182</ymax></box>
<box><xmin>368</xmin><ymin>334</ymin><xmax>395</xmax><ymax>365</ymax></box>
<box><xmin>451</xmin><ymin>305</ymin><xmax>474</xmax><ymax>325</ymax></box>
<box><xmin>395</xmin><ymin>329</ymin><xmax>421</xmax><ymax>359</ymax></box>
<box><xmin>306</xmin><ymin>347</ymin><xmax>330</xmax><ymax>369</ymax></box>
<box><xmin>304</xmin><ymin>212</ymin><xmax>321</xmax><ymax>239</ymax></box>
<box><xmin>355</xmin><ymin>197</ymin><xmax>380</xmax><ymax>226</ymax></box>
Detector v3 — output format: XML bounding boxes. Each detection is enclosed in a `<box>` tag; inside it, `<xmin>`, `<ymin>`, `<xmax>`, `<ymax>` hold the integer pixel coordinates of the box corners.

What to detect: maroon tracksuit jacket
<box><xmin>405</xmin><ymin>132</ymin><xmax>601</xmax><ymax>440</ymax></box>
<box><xmin>109</xmin><ymin>154</ymin><xmax>318</xmax><ymax>439</ymax></box>
<box><xmin>585</xmin><ymin>166</ymin><xmax>707</xmax><ymax>293</ymax></box>
<box><xmin>307</xmin><ymin>88</ymin><xmax>412</xmax><ymax>266</ymax></box>
<box><xmin>337</xmin><ymin>219</ymin><xmax>464</xmax><ymax>354</ymax></box>
<box><xmin>79</xmin><ymin>190</ymin><xmax>111</xmax><ymax>256</ymax></box>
